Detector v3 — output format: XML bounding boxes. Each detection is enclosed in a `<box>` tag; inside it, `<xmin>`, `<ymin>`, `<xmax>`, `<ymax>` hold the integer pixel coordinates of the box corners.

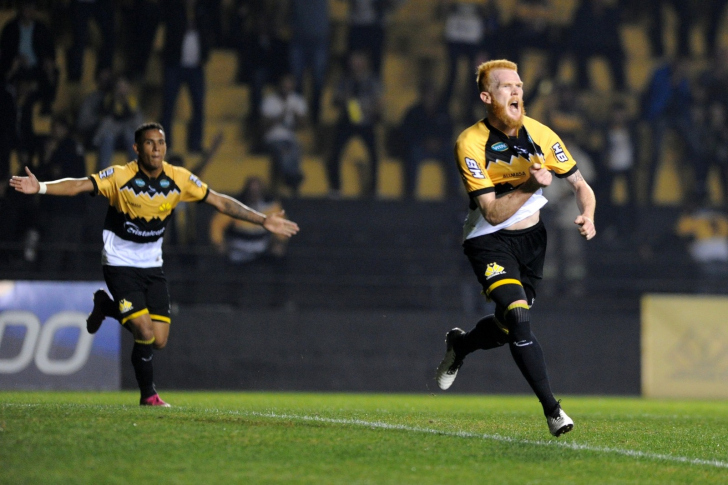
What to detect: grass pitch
<box><xmin>1</xmin><ymin>392</ymin><xmax>727</xmax><ymax>484</ymax></box>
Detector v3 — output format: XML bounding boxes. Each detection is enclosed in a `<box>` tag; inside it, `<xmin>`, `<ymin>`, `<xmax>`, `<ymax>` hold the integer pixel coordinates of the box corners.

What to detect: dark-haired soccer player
<box><xmin>10</xmin><ymin>122</ymin><xmax>299</xmax><ymax>407</ymax></box>
<box><xmin>435</xmin><ymin>60</ymin><xmax>596</xmax><ymax>436</ymax></box>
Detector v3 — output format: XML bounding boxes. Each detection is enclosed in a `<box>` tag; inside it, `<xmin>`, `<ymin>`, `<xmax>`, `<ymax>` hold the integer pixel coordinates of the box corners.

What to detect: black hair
<box><xmin>134</xmin><ymin>122</ymin><xmax>165</xmax><ymax>145</ymax></box>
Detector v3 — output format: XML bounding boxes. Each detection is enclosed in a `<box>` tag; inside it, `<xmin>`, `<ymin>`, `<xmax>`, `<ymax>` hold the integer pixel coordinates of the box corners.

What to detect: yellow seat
<box><xmin>417</xmin><ymin>159</ymin><xmax>446</xmax><ymax>201</ymax></box>
<box><xmin>205</xmin><ymin>50</ymin><xmax>238</xmax><ymax>87</ymax></box>
<box><xmin>174</xmin><ymin>85</ymin><xmax>250</xmax><ymax>121</ymax></box>
<box><xmin>378</xmin><ymin>157</ymin><xmax>403</xmax><ymax>199</ymax></box>
<box><xmin>299</xmin><ymin>156</ymin><xmax>329</xmax><ymax>197</ymax></box>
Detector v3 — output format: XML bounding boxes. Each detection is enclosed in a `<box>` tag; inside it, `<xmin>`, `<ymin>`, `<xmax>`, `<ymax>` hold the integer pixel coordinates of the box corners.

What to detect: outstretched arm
<box><xmin>566</xmin><ymin>169</ymin><xmax>596</xmax><ymax>240</ymax></box>
<box><xmin>205</xmin><ymin>189</ymin><xmax>300</xmax><ymax>238</ymax></box>
<box><xmin>475</xmin><ymin>163</ymin><xmax>552</xmax><ymax>226</ymax></box>
<box><xmin>9</xmin><ymin>166</ymin><xmax>94</xmax><ymax>196</ymax></box>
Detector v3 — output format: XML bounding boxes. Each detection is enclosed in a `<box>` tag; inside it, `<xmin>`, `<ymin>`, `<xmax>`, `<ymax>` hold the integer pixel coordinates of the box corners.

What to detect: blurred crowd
<box><xmin>2</xmin><ymin>0</ymin><xmax>728</xmax><ymax>279</ymax></box>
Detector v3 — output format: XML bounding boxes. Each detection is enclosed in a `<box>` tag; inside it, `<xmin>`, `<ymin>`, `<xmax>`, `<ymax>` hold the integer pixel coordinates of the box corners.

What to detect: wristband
<box><xmin>38</xmin><ymin>182</ymin><xmax>47</xmax><ymax>194</ymax></box>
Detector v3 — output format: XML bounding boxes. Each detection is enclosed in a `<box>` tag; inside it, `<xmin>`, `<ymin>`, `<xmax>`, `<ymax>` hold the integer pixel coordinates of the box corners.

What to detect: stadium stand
<box><xmin>2</xmin><ymin>0</ymin><xmax>728</xmax><ymax>313</ymax></box>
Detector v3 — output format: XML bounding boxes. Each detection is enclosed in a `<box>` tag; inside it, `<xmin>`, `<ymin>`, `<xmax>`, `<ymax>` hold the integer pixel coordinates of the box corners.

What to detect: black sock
<box><xmin>131</xmin><ymin>341</ymin><xmax>156</xmax><ymax>399</ymax></box>
<box><xmin>505</xmin><ymin>307</ymin><xmax>559</xmax><ymax>416</ymax></box>
<box><xmin>459</xmin><ymin>314</ymin><xmax>508</xmax><ymax>355</ymax></box>
<box><xmin>508</xmin><ymin>334</ymin><xmax>558</xmax><ymax>416</ymax></box>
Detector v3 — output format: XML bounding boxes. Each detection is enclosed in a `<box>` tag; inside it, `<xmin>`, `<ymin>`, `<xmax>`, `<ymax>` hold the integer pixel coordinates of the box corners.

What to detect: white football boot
<box><xmin>547</xmin><ymin>407</ymin><xmax>574</xmax><ymax>437</ymax></box>
<box><xmin>435</xmin><ymin>328</ymin><xmax>466</xmax><ymax>390</ymax></box>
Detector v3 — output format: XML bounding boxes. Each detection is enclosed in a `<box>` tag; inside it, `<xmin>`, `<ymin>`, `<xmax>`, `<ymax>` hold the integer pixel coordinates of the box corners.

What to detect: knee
<box><xmin>153</xmin><ymin>337</ymin><xmax>167</xmax><ymax>350</ymax></box>
<box><xmin>503</xmin><ymin>303</ymin><xmax>532</xmax><ymax>343</ymax></box>
<box><xmin>127</xmin><ymin>320</ymin><xmax>154</xmax><ymax>341</ymax></box>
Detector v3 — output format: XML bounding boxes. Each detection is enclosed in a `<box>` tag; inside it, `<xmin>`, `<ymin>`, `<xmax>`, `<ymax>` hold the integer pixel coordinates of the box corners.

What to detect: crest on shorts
<box><xmin>484</xmin><ymin>262</ymin><xmax>506</xmax><ymax>279</ymax></box>
<box><xmin>119</xmin><ymin>299</ymin><xmax>133</xmax><ymax>313</ymax></box>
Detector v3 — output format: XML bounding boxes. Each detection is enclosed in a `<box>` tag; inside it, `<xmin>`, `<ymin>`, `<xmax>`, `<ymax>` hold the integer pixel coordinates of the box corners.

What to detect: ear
<box><xmin>480</xmin><ymin>91</ymin><xmax>491</xmax><ymax>105</ymax></box>
<box><xmin>132</xmin><ymin>143</ymin><xmax>139</xmax><ymax>155</ymax></box>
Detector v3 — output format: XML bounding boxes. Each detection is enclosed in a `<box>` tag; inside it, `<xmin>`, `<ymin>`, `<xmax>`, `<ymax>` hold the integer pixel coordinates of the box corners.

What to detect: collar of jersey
<box><xmin>483</xmin><ymin>118</ymin><xmax>523</xmax><ymax>141</ymax></box>
<box><xmin>134</xmin><ymin>162</ymin><xmax>166</xmax><ymax>182</ymax></box>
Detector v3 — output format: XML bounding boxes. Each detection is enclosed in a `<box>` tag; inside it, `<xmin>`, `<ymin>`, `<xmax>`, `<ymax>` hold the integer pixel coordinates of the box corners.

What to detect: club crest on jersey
<box><xmin>552</xmin><ymin>142</ymin><xmax>569</xmax><ymax>162</ymax></box>
<box><xmin>134</xmin><ymin>178</ymin><xmax>146</xmax><ymax>187</ymax></box>
<box><xmin>465</xmin><ymin>157</ymin><xmax>485</xmax><ymax>179</ymax></box>
<box><xmin>485</xmin><ymin>262</ymin><xmax>506</xmax><ymax>279</ymax></box>
<box><xmin>99</xmin><ymin>167</ymin><xmax>114</xmax><ymax>179</ymax></box>
<box><xmin>491</xmin><ymin>142</ymin><xmax>508</xmax><ymax>152</ymax></box>
<box><xmin>159</xmin><ymin>179</ymin><xmax>170</xmax><ymax>188</ymax></box>
<box><xmin>119</xmin><ymin>299</ymin><xmax>133</xmax><ymax>313</ymax></box>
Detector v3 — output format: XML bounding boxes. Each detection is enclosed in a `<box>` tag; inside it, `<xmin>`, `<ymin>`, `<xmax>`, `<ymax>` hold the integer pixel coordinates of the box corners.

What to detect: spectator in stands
<box><xmin>209</xmin><ymin>176</ymin><xmax>289</xmax><ymax>265</ymax></box>
<box><xmin>121</xmin><ymin>0</ymin><xmax>162</xmax><ymax>82</ymax></box>
<box><xmin>160</xmin><ymin>0</ymin><xmax>213</xmax><ymax>153</ymax></box>
<box><xmin>0</xmin><ymin>1</ymin><xmax>58</xmax><ymax>115</ymax></box>
<box><xmin>568</xmin><ymin>0</ymin><xmax>626</xmax><ymax>92</ymax></box>
<box><xmin>66</xmin><ymin>0</ymin><xmax>116</xmax><ymax>83</ymax></box>
<box><xmin>164</xmin><ymin>131</ymin><xmax>223</xmax><ymax>253</ymax></box>
<box><xmin>541</xmin><ymin>135</ymin><xmax>595</xmax><ymax>296</ymax></box>
<box><xmin>706</xmin><ymin>0</ymin><xmax>728</xmax><ymax>59</ymax></box>
<box><xmin>234</xmin><ymin>0</ymin><xmax>289</xmax><ymax>139</ymax></box>
<box><xmin>340</xmin><ymin>0</ymin><xmax>403</xmax><ymax>78</ymax></box>
<box><xmin>648</xmin><ymin>0</ymin><xmax>693</xmax><ymax>58</ymax></box>
<box><xmin>398</xmin><ymin>81</ymin><xmax>456</xmax><ymax>199</ymax></box>
<box><xmin>542</xmin><ymin>82</ymin><xmax>588</xmax><ymax>141</ymax></box>
<box><xmin>76</xmin><ymin>67</ymin><xmax>114</xmax><ymax>152</ymax></box>
<box><xmin>289</xmin><ymin>0</ymin><xmax>329</xmax><ymax>125</ymax></box>
<box><xmin>676</xmin><ymin>201</ymin><xmax>728</xmax><ymax>291</ymax></box>
<box><xmin>641</xmin><ymin>57</ymin><xmax>699</xmax><ymax>204</ymax></box>
<box><xmin>261</xmin><ymin>72</ymin><xmax>307</xmax><ymax>196</ymax></box>
<box><xmin>503</xmin><ymin>0</ymin><xmax>560</xmax><ymax>79</ymax></box>
<box><xmin>0</xmin><ymin>166</ymin><xmax>39</xmax><ymax>267</ymax></box>
<box><xmin>326</xmin><ymin>50</ymin><xmax>382</xmax><ymax>198</ymax></box>
<box><xmin>440</xmin><ymin>0</ymin><xmax>501</xmax><ymax>115</ymax></box>
<box><xmin>0</xmin><ymin>79</ymin><xmax>19</xmax><ymax>267</ymax></box>
<box><xmin>0</xmin><ymin>80</ymin><xmax>17</xmax><ymax>190</ymax></box>
<box><xmin>597</xmin><ymin>100</ymin><xmax>638</xmax><ymax>241</ymax></box>
<box><xmin>35</xmin><ymin>115</ymin><xmax>87</xmax><ymax>272</ymax></box>
<box><xmin>13</xmin><ymin>69</ymin><xmax>44</xmax><ymax>166</ymax></box>
<box><xmin>92</xmin><ymin>75</ymin><xmax>143</xmax><ymax>169</ymax></box>
<box><xmin>694</xmin><ymin>47</ymin><xmax>728</xmax><ymax>205</ymax></box>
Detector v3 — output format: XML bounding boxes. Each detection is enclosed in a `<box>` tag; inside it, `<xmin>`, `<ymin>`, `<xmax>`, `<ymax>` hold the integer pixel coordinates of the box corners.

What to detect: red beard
<box><xmin>491</xmin><ymin>97</ymin><xmax>525</xmax><ymax>131</ymax></box>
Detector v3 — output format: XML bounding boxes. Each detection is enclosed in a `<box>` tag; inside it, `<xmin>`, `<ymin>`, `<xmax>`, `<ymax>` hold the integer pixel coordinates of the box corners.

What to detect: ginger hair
<box><xmin>476</xmin><ymin>59</ymin><xmax>518</xmax><ymax>93</ymax></box>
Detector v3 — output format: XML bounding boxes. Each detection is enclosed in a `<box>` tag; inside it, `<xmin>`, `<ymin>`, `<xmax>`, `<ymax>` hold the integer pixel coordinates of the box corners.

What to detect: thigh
<box><xmin>464</xmin><ymin>234</ymin><xmax>528</xmax><ymax>307</ymax></box>
<box><xmin>144</xmin><ymin>267</ymin><xmax>171</xmax><ymax>325</ymax></box>
<box><xmin>103</xmin><ymin>265</ymin><xmax>149</xmax><ymax>325</ymax></box>
<box><xmin>513</xmin><ymin>223</ymin><xmax>547</xmax><ymax>306</ymax></box>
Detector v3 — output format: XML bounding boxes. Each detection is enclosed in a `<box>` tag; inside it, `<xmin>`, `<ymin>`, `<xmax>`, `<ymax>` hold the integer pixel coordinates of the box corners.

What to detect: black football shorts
<box><xmin>102</xmin><ymin>265</ymin><xmax>171</xmax><ymax>325</ymax></box>
<box><xmin>463</xmin><ymin>220</ymin><xmax>547</xmax><ymax>308</ymax></box>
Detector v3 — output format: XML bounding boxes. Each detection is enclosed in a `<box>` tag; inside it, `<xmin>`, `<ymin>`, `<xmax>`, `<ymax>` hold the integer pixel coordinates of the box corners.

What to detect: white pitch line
<box><xmin>5</xmin><ymin>403</ymin><xmax>727</xmax><ymax>469</ymax></box>
<box><xmin>229</xmin><ymin>410</ymin><xmax>728</xmax><ymax>470</ymax></box>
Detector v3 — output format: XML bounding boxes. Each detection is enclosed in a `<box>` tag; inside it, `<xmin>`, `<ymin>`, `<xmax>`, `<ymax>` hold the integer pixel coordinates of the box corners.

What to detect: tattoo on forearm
<box><xmin>569</xmin><ymin>171</ymin><xmax>585</xmax><ymax>183</ymax></box>
<box><xmin>221</xmin><ymin>199</ymin><xmax>263</xmax><ymax>223</ymax></box>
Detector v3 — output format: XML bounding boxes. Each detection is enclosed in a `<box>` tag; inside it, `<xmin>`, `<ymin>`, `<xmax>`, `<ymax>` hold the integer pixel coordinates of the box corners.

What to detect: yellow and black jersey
<box><xmin>89</xmin><ymin>161</ymin><xmax>209</xmax><ymax>267</ymax></box>
<box><xmin>455</xmin><ymin>116</ymin><xmax>578</xmax><ymax>240</ymax></box>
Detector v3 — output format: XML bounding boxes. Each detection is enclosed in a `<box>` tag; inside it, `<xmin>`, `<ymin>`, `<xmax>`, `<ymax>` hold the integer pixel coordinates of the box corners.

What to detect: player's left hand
<box><xmin>263</xmin><ymin>210</ymin><xmax>300</xmax><ymax>238</ymax></box>
<box><xmin>575</xmin><ymin>215</ymin><xmax>596</xmax><ymax>240</ymax></box>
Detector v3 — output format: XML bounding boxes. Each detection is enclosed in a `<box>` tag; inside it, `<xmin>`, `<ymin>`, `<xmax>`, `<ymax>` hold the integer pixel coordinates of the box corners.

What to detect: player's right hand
<box><xmin>9</xmin><ymin>167</ymin><xmax>40</xmax><ymax>194</ymax></box>
<box><xmin>529</xmin><ymin>163</ymin><xmax>552</xmax><ymax>188</ymax></box>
